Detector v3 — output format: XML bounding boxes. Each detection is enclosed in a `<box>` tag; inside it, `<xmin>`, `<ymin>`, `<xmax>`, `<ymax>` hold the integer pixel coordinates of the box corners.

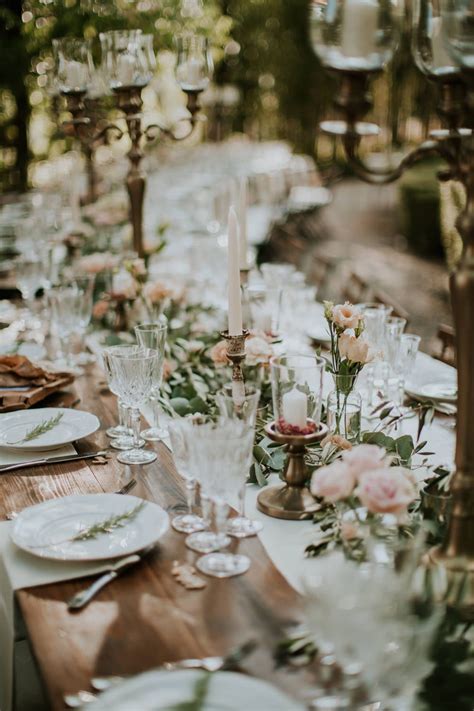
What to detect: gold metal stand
<box><xmin>61</xmin><ymin>90</ymin><xmax>101</xmax><ymax>205</ymax></box>
<box><xmin>257</xmin><ymin>421</ymin><xmax>328</xmax><ymax>520</ymax></box>
<box><xmin>220</xmin><ymin>329</ymin><xmax>249</xmax><ymax>404</ymax></box>
<box><xmin>318</xmin><ymin>66</ymin><xmax>474</xmax><ymax>608</ymax></box>
<box><xmin>61</xmin><ymin>86</ymin><xmax>204</xmax><ymax>257</ymax></box>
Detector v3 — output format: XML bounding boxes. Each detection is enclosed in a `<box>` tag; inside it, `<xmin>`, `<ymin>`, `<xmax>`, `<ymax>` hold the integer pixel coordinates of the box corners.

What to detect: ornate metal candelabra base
<box><xmin>257</xmin><ymin>421</ymin><xmax>328</xmax><ymax>520</ymax></box>
<box><xmin>220</xmin><ymin>329</ymin><xmax>249</xmax><ymax>404</ymax></box>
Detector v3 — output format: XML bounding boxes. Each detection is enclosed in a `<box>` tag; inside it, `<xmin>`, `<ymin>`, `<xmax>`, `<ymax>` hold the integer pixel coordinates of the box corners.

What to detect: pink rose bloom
<box><xmin>338</xmin><ymin>333</ymin><xmax>372</xmax><ymax>364</ymax></box>
<box><xmin>209</xmin><ymin>340</ymin><xmax>229</xmax><ymax>366</ymax></box>
<box><xmin>162</xmin><ymin>358</ymin><xmax>176</xmax><ymax>381</ymax></box>
<box><xmin>92</xmin><ymin>299</ymin><xmax>110</xmax><ymax>320</ymax></box>
<box><xmin>356</xmin><ymin>467</ymin><xmax>416</xmax><ymax>516</ymax></box>
<box><xmin>78</xmin><ymin>252</ymin><xmax>118</xmax><ymax>274</ymax></box>
<box><xmin>340</xmin><ymin>521</ymin><xmax>361</xmax><ymax>541</ymax></box>
<box><xmin>245</xmin><ymin>335</ymin><xmax>273</xmax><ymax>366</ymax></box>
<box><xmin>332</xmin><ymin>302</ymin><xmax>361</xmax><ymax>330</ymax></box>
<box><xmin>341</xmin><ymin>444</ymin><xmax>388</xmax><ymax>481</ymax></box>
<box><xmin>311</xmin><ymin>460</ymin><xmax>356</xmax><ymax>503</ymax></box>
<box><xmin>143</xmin><ymin>281</ymin><xmax>173</xmax><ymax>304</ymax></box>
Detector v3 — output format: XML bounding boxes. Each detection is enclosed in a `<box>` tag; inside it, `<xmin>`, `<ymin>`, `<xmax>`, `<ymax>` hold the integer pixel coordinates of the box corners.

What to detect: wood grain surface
<box><xmin>1</xmin><ymin>363</ymin><xmax>313</xmax><ymax>709</ymax></box>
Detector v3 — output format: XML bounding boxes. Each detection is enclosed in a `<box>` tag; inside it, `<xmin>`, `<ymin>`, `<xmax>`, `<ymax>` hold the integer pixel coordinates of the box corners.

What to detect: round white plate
<box><xmin>0</xmin><ymin>408</ymin><xmax>100</xmax><ymax>452</ymax></box>
<box><xmin>306</xmin><ymin>324</ymin><xmax>330</xmax><ymax>346</ymax></box>
<box><xmin>406</xmin><ymin>381</ymin><xmax>457</xmax><ymax>405</ymax></box>
<box><xmin>11</xmin><ymin>494</ymin><xmax>169</xmax><ymax>561</ymax></box>
<box><xmin>87</xmin><ymin>669</ymin><xmax>304</xmax><ymax>711</ymax></box>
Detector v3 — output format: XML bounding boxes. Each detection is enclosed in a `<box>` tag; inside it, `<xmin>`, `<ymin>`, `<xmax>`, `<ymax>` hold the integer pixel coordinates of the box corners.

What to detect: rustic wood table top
<box><xmin>0</xmin><ymin>364</ymin><xmax>311</xmax><ymax>710</ymax></box>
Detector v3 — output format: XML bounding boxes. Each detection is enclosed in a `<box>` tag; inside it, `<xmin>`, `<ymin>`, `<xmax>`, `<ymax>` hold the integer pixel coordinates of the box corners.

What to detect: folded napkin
<box><xmin>0</xmin><ymin>522</ymin><xmax>113</xmax><ymax>711</ymax></box>
<box><xmin>0</xmin><ymin>355</ymin><xmax>74</xmax><ymax>412</ymax></box>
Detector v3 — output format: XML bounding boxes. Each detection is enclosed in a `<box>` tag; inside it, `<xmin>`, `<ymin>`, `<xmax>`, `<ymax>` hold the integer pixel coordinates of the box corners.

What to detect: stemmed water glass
<box><xmin>168</xmin><ymin>418</ymin><xmax>207</xmax><ymax>534</ymax></box>
<box><xmin>189</xmin><ymin>420</ymin><xmax>254</xmax><ymax>578</ymax></box>
<box><xmin>134</xmin><ymin>321</ymin><xmax>168</xmax><ymax>441</ymax></box>
<box><xmin>102</xmin><ymin>347</ymin><xmax>135</xmax><ymax>450</ymax></box>
<box><xmin>109</xmin><ymin>346</ymin><xmax>159</xmax><ymax>465</ymax></box>
<box><xmin>16</xmin><ymin>258</ymin><xmax>44</xmax><ymax>328</ymax></box>
<box><xmin>216</xmin><ymin>383</ymin><xmax>262</xmax><ymax>538</ymax></box>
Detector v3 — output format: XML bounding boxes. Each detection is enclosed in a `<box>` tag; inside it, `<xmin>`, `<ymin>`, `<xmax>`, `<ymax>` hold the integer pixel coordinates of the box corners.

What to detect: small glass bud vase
<box><xmin>270</xmin><ymin>354</ymin><xmax>325</xmax><ymax>435</ymax></box>
<box><xmin>327</xmin><ymin>374</ymin><xmax>362</xmax><ymax>442</ymax></box>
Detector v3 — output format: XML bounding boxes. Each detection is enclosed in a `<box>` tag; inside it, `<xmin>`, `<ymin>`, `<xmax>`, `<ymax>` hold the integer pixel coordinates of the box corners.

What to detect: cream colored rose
<box><xmin>331</xmin><ymin>302</ymin><xmax>361</xmax><ymax>330</ymax></box>
<box><xmin>342</xmin><ymin>444</ymin><xmax>388</xmax><ymax>480</ymax></box>
<box><xmin>311</xmin><ymin>460</ymin><xmax>356</xmax><ymax>503</ymax></box>
<box><xmin>356</xmin><ymin>466</ymin><xmax>417</xmax><ymax>516</ymax></box>
<box><xmin>143</xmin><ymin>281</ymin><xmax>174</xmax><ymax>305</ymax></box>
<box><xmin>321</xmin><ymin>433</ymin><xmax>353</xmax><ymax>451</ymax></box>
<box><xmin>245</xmin><ymin>336</ymin><xmax>273</xmax><ymax>366</ymax></box>
<box><xmin>209</xmin><ymin>340</ymin><xmax>229</xmax><ymax>366</ymax></box>
<box><xmin>338</xmin><ymin>333</ymin><xmax>371</xmax><ymax>364</ymax></box>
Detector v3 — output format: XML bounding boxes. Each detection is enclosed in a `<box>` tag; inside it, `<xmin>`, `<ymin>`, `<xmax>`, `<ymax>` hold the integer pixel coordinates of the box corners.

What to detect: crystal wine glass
<box><xmin>109</xmin><ymin>346</ymin><xmax>158</xmax><ymax>465</ymax></box>
<box><xmin>71</xmin><ymin>275</ymin><xmax>95</xmax><ymax>365</ymax></box>
<box><xmin>16</xmin><ymin>258</ymin><xmax>45</xmax><ymax>329</ymax></box>
<box><xmin>134</xmin><ymin>321</ymin><xmax>168</xmax><ymax>441</ymax></box>
<box><xmin>168</xmin><ymin>418</ymin><xmax>207</xmax><ymax>533</ymax></box>
<box><xmin>48</xmin><ymin>285</ymin><xmax>84</xmax><ymax>370</ymax></box>
<box><xmin>189</xmin><ymin>420</ymin><xmax>254</xmax><ymax>578</ymax></box>
<box><xmin>216</xmin><ymin>383</ymin><xmax>262</xmax><ymax>538</ymax></box>
<box><xmin>102</xmin><ymin>347</ymin><xmax>135</xmax><ymax>450</ymax></box>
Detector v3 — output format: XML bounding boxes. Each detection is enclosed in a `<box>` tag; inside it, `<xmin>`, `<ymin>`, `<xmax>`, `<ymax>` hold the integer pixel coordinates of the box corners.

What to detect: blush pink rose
<box><xmin>332</xmin><ymin>302</ymin><xmax>361</xmax><ymax>330</ymax></box>
<box><xmin>355</xmin><ymin>467</ymin><xmax>416</xmax><ymax>516</ymax></box>
<box><xmin>341</xmin><ymin>444</ymin><xmax>388</xmax><ymax>481</ymax></box>
<box><xmin>338</xmin><ymin>333</ymin><xmax>372</xmax><ymax>364</ymax></box>
<box><xmin>209</xmin><ymin>340</ymin><xmax>229</xmax><ymax>366</ymax></box>
<box><xmin>311</xmin><ymin>460</ymin><xmax>356</xmax><ymax>503</ymax></box>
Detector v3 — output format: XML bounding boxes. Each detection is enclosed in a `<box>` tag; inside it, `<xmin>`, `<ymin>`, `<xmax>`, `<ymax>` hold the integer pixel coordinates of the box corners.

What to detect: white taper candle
<box><xmin>227</xmin><ymin>206</ymin><xmax>243</xmax><ymax>336</ymax></box>
<box><xmin>238</xmin><ymin>177</ymin><xmax>249</xmax><ymax>270</ymax></box>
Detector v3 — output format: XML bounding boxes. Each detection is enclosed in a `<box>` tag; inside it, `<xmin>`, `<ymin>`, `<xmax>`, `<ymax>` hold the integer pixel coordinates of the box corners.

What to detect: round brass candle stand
<box><xmin>257</xmin><ymin>421</ymin><xmax>328</xmax><ymax>521</ymax></box>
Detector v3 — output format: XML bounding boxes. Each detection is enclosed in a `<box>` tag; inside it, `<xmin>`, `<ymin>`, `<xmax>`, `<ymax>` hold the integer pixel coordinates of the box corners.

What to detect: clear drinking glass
<box><xmin>16</xmin><ymin>258</ymin><xmax>44</xmax><ymax>327</ymax></box>
<box><xmin>53</xmin><ymin>37</ymin><xmax>94</xmax><ymax>93</ymax></box>
<box><xmin>168</xmin><ymin>418</ymin><xmax>207</xmax><ymax>533</ymax></box>
<box><xmin>310</xmin><ymin>0</ymin><xmax>401</xmax><ymax>72</ymax></box>
<box><xmin>71</xmin><ymin>275</ymin><xmax>95</xmax><ymax>365</ymax></box>
<box><xmin>357</xmin><ymin>302</ymin><xmax>392</xmax><ymax>353</ymax></box>
<box><xmin>216</xmin><ymin>384</ymin><xmax>262</xmax><ymax>538</ymax></box>
<box><xmin>175</xmin><ymin>35</ymin><xmax>213</xmax><ymax>92</ymax></box>
<box><xmin>48</xmin><ymin>285</ymin><xmax>84</xmax><ymax>369</ymax></box>
<box><xmin>190</xmin><ymin>421</ymin><xmax>254</xmax><ymax>578</ymax></box>
<box><xmin>413</xmin><ymin>0</ymin><xmax>460</xmax><ymax>78</ymax></box>
<box><xmin>245</xmin><ymin>285</ymin><xmax>282</xmax><ymax>339</ymax></box>
<box><xmin>134</xmin><ymin>321</ymin><xmax>168</xmax><ymax>441</ymax></box>
<box><xmin>102</xmin><ymin>347</ymin><xmax>135</xmax><ymax>450</ymax></box>
<box><xmin>109</xmin><ymin>346</ymin><xmax>159</xmax><ymax>465</ymax></box>
<box><xmin>395</xmin><ymin>334</ymin><xmax>421</xmax><ymax>404</ymax></box>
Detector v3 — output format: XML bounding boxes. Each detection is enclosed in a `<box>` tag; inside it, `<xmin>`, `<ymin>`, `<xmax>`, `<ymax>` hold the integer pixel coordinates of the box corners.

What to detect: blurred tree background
<box><xmin>0</xmin><ymin>0</ymin><xmax>443</xmax><ymax>193</ymax></box>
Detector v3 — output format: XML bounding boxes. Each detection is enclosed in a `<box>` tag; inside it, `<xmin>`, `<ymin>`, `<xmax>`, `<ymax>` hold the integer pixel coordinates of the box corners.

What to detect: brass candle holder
<box><xmin>257</xmin><ymin>421</ymin><xmax>328</xmax><ymax>520</ymax></box>
<box><xmin>220</xmin><ymin>329</ymin><xmax>249</xmax><ymax>404</ymax></box>
<box><xmin>239</xmin><ymin>268</ymin><xmax>250</xmax><ymax>287</ymax></box>
<box><xmin>61</xmin><ymin>85</ymin><xmax>204</xmax><ymax>257</ymax></box>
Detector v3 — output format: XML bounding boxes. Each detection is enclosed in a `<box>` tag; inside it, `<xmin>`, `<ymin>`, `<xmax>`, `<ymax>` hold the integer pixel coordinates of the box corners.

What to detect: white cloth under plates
<box><xmin>0</xmin><ymin>522</ymin><xmax>114</xmax><ymax>711</ymax></box>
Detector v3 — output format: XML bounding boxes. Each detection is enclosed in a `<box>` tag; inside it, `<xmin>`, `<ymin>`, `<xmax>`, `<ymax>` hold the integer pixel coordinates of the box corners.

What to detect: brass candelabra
<box><xmin>61</xmin><ymin>85</ymin><xmax>204</xmax><ymax>257</ymax></box>
<box><xmin>321</xmin><ymin>67</ymin><xmax>474</xmax><ymax>608</ymax></box>
<box><xmin>221</xmin><ymin>329</ymin><xmax>249</xmax><ymax>405</ymax></box>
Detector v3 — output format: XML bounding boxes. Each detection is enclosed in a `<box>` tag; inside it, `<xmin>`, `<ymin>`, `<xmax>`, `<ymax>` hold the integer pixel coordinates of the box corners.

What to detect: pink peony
<box><xmin>311</xmin><ymin>460</ymin><xmax>356</xmax><ymax>503</ymax></box>
<box><xmin>332</xmin><ymin>302</ymin><xmax>361</xmax><ymax>330</ymax></box>
<box><xmin>356</xmin><ymin>467</ymin><xmax>417</xmax><ymax>516</ymax></box>
<box><xmin>341</xmin><ymin>444</ymin><xmax>389</xmax><ymax>481</ymax></box>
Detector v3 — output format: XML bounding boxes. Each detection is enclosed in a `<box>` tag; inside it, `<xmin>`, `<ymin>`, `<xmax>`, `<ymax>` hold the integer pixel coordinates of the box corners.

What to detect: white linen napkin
<box><xmin>0</xmin><ymin>522</ymin><xmax>113</xmax><ymax>711</ymax></box>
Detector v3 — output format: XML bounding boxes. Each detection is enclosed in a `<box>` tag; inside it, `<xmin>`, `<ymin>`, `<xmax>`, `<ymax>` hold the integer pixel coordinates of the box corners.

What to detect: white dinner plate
<box><xmin>405</xmin><ymin>381</ymin><xmax>457</xmax><ymax>405</ymax></box>
<box><xmin>87</xmin><ymin>669</ymin><xmax>304</xmax><ymax>711</ymax></box>
<box><xmin>0</xmin><ymin>408</ymin><xmax>100</xmax><ymax>452</ymax></box>
<box><xmin>306</xmin><ymin>324</ymin><xmax>331</xmax><ymax>346</ymax></box>
<box><xmin>11</xmin><ymin>494</ymin><xmax>169</xmax><ymax>561</ymax></box>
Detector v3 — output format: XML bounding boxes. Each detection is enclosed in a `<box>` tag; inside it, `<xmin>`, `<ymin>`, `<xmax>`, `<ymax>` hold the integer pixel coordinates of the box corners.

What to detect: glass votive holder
<box><xmin>175</xmin><ymin>35</ymin><xmax>213</xmax><ymax>92</ymax></box>
<box><xmin>53</xmin><ymin>37</ymin><xmax>93</xmax><ymax>94</ymax></box>
<box><xmin>270</xmin><ymin>354</ymin><xmax>325</xmax><ymax>436</ymax></box>
<box><xmin>100</xmin><ymin>30</ymin><xmax>148</xmax><ymax>89</ymax></box>
<box><xmin>245</xmin><ymin>285</ymin><xmax>282</xmax><ymax>339</ymax></box>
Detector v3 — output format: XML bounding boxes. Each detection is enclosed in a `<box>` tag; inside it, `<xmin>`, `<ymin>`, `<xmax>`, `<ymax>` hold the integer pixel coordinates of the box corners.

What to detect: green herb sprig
<box><xmin>72</xmin><ymin>501</ymin><xmax>146</xmax><ymax>541</ymax></box>
<box><xmin>8</xmin><ymin>412</ymin><xmax>64</xmax><ymax>445</ymax></box>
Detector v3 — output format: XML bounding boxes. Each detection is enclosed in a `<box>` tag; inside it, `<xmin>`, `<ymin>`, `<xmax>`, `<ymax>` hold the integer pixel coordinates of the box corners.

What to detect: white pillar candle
<box><xmin>65</xmin><ymin>60</ymin><xmax>87</xmax><ymax>90</ymax></box>
<box><xmin>282</xmin><ymin>388</ymin><xmax>307</xmax><ymax>428</ymax></box>
<box><xmin>238</xmin><ymin>177</ymin><xmax>249</xmax><ymax>270</ymax></box>
<box><xmin>431</xmin><ymin>17</ymin><xmax>454</xmax><ymax>70</ymax></box>
<box><xmin>227</xmin><ymin>206</ymin><xmax>243</xmax><ymax>336</ymax></box>
<box><xmin>118</xmin><ymin>54</ymin><xmax>136</xmax><ymax>85</ymax></box>
<box><xmin>340</xmin><ymin>0</ymin><xmax>378</xmax><ymax>58</ymax></box>
<box><xmin>186</xmin><ymin>57</ymin><xmax>203</xmax><ymax>87</ymax></box>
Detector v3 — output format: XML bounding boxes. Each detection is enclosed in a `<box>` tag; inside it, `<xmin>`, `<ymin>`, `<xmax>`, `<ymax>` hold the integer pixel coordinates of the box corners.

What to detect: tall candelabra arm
<box><xmin>94</xmin><ymin>122</ymin><xmax>124</xmax><ymax>146</ymax></box>
<box><xmin>341</xmin><ymin>133</ymin><xmax>443</xmax><ymax>185</ymax></box>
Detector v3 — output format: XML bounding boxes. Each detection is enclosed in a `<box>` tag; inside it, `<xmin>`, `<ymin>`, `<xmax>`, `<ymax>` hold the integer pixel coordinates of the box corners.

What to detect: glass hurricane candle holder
<box><xmin>100</xmin><ymin>30</ymin><xmax>149</xmax><ymax>89</ymax></box>
<box><xmin>175</xmin><ymin>35</ymin><xmax>213</xmax><ymax>92</ymax></box>
<box><xmin>54</xmin><ymin>37</ymin><xmax>93</xmax><ymax>94</ymax></box>
<box><xmin>309</xmin><ymin>0</ymin><xmax>401</xmax><ymax>72</ymax></box>
<box><xmin>271</xmin><ymin>354</ymin><xmax>325</xmax><ymax>436</ymax></box>
<box><xmin>245</xmin><ymin>285</ymin><xmax>282</xmax><ymax>340</ymax></box>
<box><xmin>413</xmin><ymin>0</ymin><xmax>460</xmax><ymax>78</ymax></box>
<box><xmin>441</xmin><ymin>0</ymin><xmax>474</xmax><ymax>70</ymax></box>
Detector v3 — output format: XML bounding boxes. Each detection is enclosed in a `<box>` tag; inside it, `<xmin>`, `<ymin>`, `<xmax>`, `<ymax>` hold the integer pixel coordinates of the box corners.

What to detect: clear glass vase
<box><xmin>327</xmin><ymin>374</ymin><xmax>362</xmax><ymax>443</ymax></box>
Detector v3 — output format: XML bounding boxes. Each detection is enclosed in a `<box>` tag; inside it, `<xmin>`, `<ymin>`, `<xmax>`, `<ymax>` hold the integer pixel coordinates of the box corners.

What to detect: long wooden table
<box><xmin>0</xmin><ymin>365</ymin><xmax>312</xmax><ymax>710</ymax></box>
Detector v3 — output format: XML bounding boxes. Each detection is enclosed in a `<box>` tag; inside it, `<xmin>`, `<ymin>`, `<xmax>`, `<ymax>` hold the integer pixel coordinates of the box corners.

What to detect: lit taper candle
<box><xmin>227</xmin><ymin>206</ymin><xmax>243</xmax><ymax>336</ymax></box>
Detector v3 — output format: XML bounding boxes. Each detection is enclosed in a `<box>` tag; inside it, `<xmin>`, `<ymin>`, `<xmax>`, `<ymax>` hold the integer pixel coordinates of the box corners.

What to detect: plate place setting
<box><xmin>0</xmin><ymin>407</ymin><xmax>100</xmax><ymax>453</ymax></box>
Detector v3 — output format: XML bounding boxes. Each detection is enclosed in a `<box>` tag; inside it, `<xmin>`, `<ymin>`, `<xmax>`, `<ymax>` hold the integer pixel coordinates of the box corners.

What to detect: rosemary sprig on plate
<box><xmin>72</xmin><ymin>501</ymin><xmax>146</xmax><ymax>541</ymax></box>
<box><xmin>8</xmin><ymin>412</ymin><xmax>64</xmax><ymax>445</ymax></box>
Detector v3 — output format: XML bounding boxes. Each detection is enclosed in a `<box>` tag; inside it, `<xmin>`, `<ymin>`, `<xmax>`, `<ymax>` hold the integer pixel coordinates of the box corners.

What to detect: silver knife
<box><xmin>0</xmin><ymin>450</ymin><xmax>108</xmax><ymax>474</ymax></box>
<box><xmin>67</xmin><ymin>551</ymin><xmax>147</xmax><ymax>610</ymax></box>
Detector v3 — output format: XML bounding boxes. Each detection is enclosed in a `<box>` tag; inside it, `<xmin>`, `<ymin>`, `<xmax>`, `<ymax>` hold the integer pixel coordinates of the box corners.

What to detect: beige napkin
<box><xmin>0</xmin><ymin>522</ymin><xmax>113</xmax><ymax>711</ymax></box>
